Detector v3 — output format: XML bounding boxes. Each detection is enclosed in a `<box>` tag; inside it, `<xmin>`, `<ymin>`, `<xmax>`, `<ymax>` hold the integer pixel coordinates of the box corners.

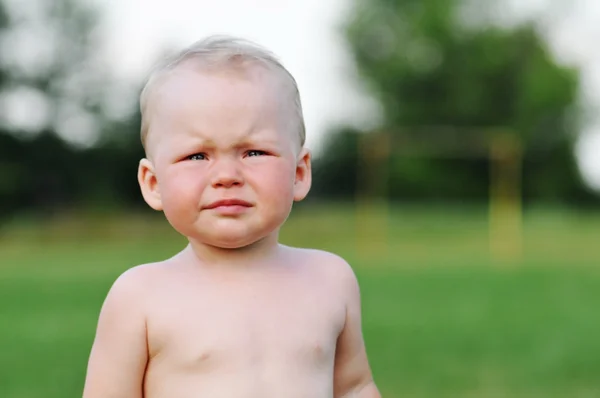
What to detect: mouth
<box><xmin>204</xmin><ymin>199</ymin><xmax>253</xmax><ymax>210</ymax></box>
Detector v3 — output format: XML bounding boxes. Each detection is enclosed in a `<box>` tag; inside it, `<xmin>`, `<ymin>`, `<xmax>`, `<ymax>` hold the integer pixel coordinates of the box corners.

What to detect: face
<box><xmin>138</xmin><ymin>67</ymin><xmax>311</xmax><ymax>249</ymax></box>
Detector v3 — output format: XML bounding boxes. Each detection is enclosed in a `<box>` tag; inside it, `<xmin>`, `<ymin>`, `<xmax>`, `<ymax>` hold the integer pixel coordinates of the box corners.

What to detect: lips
<box><xmin>204</xmin><ymin>199</ymin><xmax>253</xmax><ymax>210</ymax></box>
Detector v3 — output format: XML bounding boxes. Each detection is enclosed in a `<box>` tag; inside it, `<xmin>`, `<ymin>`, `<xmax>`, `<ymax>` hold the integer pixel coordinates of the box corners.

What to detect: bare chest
<box><xmin>146</xmin><ymin>273</ymin><xmax>345</xmax><ymax>374</ymax></box>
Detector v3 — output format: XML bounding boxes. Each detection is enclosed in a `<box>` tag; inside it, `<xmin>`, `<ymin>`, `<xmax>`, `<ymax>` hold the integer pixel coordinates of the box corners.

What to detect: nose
<box><xmin>210</xmin><ymin>157</ymin><xmax>244</xmax><ymax>188</ymax></box>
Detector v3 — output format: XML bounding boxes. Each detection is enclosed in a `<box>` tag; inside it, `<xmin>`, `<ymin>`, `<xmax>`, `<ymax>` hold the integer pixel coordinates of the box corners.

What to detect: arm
<box><xmin>333</xmin><ymin>262</ymin><xmax>381</xmax><ymax>398</ymax></box>
<box><xmin>83</xmin><ymin>268</ymin><xmax>149</xmax><ymax>398</ymax></box>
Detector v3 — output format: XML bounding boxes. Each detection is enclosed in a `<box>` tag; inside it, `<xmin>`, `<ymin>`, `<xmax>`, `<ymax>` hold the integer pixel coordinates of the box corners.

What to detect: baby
<box><xmin>82</xmin><ymin>35</ymin><xmax>380</xmax><ymax>398</ymax></box>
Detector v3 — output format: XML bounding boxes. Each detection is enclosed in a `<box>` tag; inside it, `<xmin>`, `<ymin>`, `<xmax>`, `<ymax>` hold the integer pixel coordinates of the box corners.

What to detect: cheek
<box><xmin>159</xmin><ymin>168</ymin><xmax>205</xmax><ymax>208</ymax></box>
<box><xmin>256</xmin><ymin>161</ymin><xmax>296</xmax><ymax>198</ymax></box>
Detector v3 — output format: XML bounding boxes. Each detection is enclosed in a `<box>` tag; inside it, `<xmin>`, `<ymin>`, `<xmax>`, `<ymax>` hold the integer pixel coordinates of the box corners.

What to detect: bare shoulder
<box><xmin>84</xmin><ymin>261</ymin><xmax>176</xmax><ymax>398</ymax></box>
<box><xmin>286</xmin><ymin>247</ymin><xmax>360</xmax><ymax>295</ymax></box>
<box><xmin>109</xmin><ymin>261</ymin><xmax>164</xmax><ymax>290</ymax></box>
<box><xmin>103</xmin><ymin>258</ymin><xmax>177</xmax><ymax>308</ymax></box>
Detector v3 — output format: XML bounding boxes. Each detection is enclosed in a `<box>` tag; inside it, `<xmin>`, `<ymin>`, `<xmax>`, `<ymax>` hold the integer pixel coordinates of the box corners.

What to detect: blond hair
<box><xmin>139</xmin><ymin>35</ymin><xmax>306</xmax><ymax>150</ymax></box>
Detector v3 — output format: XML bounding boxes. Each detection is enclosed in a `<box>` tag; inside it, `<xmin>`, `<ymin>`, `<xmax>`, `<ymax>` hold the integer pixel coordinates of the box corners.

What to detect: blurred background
<box><xmin>1</xmin><ymin>0</ymin><xmax>600</xmax><ymax>397</ymax></box>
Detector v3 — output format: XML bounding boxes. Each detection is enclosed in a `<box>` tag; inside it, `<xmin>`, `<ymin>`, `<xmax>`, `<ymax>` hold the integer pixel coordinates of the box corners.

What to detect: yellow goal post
<box><xmin>355</xmin><ymin>127</ymin><xmax>523</xmax><ymax>263</ymax></box>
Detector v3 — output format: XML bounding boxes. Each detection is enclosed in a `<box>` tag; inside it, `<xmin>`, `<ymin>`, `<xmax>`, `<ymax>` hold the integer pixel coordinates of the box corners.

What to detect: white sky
<box><xmin>96</xmin><ymin>0</ymin><xmax>600</xmax><ymax>190</ymax></box>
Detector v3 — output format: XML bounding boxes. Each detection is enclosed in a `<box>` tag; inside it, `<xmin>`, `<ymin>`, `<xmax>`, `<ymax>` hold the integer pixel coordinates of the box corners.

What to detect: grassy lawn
<box><xmin>1</xmin><ymin>203</ymin><xmax>600</xmax><ymax>397</ymax></box>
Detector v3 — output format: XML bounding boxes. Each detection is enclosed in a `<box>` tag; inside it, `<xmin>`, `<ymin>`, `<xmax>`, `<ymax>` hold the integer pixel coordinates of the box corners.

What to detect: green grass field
<box><xmin>1</xmin><ymin>203</ymin><xmax>600</xmax><ymax>397</ymax></box>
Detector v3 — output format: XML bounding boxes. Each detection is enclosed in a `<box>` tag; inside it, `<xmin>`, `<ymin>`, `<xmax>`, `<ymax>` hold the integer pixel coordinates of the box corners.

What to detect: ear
<box><xmin>138</xmin><ymin>158</ymin><xmax>163</xmax><ymax>211</ymax></box>
<box><xmin>293</xmin><ymin>147</ymin><xmax>312</xmax><ymax>202</ymax></box>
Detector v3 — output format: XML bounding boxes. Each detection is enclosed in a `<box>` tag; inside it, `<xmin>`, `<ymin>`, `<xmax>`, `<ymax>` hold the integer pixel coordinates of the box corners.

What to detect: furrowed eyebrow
<box><xmin>238</xmin><ymin>137</ymin><xmax>280</xmax><ymax>145</ymax></box>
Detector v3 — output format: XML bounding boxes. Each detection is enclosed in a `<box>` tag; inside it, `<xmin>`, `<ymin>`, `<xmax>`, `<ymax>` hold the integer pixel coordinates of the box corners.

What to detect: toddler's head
<box><xmin>137</xmin><ymin>35</ymin><xmax>312</xmax><ymax>250</ymax></box>
<box><xmin>140</xmin><ymin>35</ymin><xmax>306</xmax><ymax>156</ymax></box>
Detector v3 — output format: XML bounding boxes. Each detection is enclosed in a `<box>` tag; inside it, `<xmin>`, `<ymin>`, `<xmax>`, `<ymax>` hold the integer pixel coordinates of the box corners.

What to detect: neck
<box><xmin>184</xmin><ymin>232</ymin><xmax>283</xmax><ymax>270</ymax></box>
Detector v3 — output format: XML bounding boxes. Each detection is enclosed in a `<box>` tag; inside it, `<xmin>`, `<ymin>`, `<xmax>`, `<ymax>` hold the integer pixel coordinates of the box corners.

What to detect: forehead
<box><xmin>161</xmin><ymin>65</ymin><xmax>278</xmax><ymax>115</ymax></box>
<box><xmin>145</xmin><ymin>66</ymin><xmax>294</xmax><ymax>153</ymax></box>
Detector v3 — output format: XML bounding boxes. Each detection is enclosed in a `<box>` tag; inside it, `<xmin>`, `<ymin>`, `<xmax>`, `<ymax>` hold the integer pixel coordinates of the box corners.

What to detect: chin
<box><xmin>178</xmin><ymin>216</ymin><xmax>284</xmax><ymax>250</ymax></box>
<box><xmin>204</xmin><ymin>234</ymin><xmax>268</xmax><ymax>250</ymax></box>
<box><xmin>197</xmin><ymin>226</ymin><xmax>273</xmax><ymax>250</ymax></box>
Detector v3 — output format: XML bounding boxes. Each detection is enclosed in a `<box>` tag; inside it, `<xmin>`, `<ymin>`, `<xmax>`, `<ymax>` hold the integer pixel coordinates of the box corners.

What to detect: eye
<box><xmin>187</xmin><ymin>153</ymin><xmax>207</xmax><ymax>161</ymax></box>
<box><xmin>246</xmin><ymin>150</ymin><xmax>268</xmax><ymax>157</ymax></box>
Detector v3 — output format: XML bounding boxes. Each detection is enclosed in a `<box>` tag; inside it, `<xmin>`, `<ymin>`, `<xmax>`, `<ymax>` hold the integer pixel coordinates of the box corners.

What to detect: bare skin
<box><xmin>83</xmin><ymin>245</ymin><xmax>379</xmax><ymax>398</ymax></box>
<box><xmin>83</xmin><ymin>58</ymin><xmax>380</xmax><ymax>398</ymax></box>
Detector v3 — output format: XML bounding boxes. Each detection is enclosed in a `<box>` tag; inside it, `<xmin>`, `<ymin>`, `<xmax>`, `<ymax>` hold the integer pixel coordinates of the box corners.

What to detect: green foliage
<box><xmin>0</xmin><ymin>0</ymin><xmax>145</xmax><ymax>218</ymax></box>
<box><xmin>0</xmin><ymin>129</ymin><xmax>147</xmax><ymax>220</ymax></box>
<box><xmin>311</xmin><ymin>126</ymin><xmax>362</xmax><ymax>199</ymax></box>
<box><xmin>313</xmin><ymin>0</ymin><xmax>595</xmax><ymax>203</ymax></box>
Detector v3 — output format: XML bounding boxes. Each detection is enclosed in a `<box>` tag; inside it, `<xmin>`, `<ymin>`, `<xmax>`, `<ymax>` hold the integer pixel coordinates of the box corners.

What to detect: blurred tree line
<box><xmin>0</xmin><ymin>0</ymin><xmax>146</xmax><ymax>220</ymax></box>
<box><xmin>313</xmin><ymin>0</ymin><xmax>598</xmax><ymax>205</ymax></box>
<box><xmin>0</xmin><ymin>0</ymin><xmax>597</xmax><ymax>223</ymax></box>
